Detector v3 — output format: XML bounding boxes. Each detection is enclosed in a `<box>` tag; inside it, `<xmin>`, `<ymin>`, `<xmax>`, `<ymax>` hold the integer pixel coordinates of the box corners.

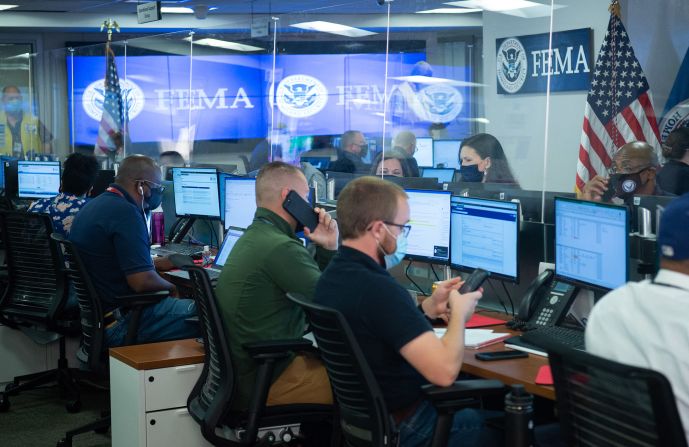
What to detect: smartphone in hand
<box><xmin>282</xmin><ymin>190</ymin><xmax>319</xmax><ymax>233</ymax></box>
<box><xmin>459</xmin><ymin>268</ymin><xmax>491</xmax><ymax>294</ymax></box>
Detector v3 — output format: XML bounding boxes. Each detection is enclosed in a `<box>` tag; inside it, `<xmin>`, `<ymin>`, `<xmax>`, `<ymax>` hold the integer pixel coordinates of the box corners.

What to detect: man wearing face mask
<box><xmin>0</xmin><ymin>85</ymin><xmax>53</xmax><ymax>156</ymax></box>
<box><xmin>315</xmin><ymin>176</ymin><xmax>490</xmax><ymax>447</ymax></box>
<box><xmin>69</xmin><ymin>155</ymin><xmax>199</xmax><ymax>347</ymax></box>
<box><xmin>215</xmin><ymin>161</ymin><xmax>338</xmax><ymax>411</ymax></box>
<box><xmin>581</xmin><ymin>141</ymin><xmax>672</xmax><ymax>203</ymax></box>
<box><xmin>328</xmin><ymin>130</ymin><xmax>370</xmax><ymax>174</ymax></box>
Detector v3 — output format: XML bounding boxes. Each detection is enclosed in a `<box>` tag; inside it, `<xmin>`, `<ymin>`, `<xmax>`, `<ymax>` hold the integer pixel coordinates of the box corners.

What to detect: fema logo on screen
<box><xmin>497</xmin><ymin>38</ymin><xmax>528</xmax><ymax>94</ymax></box>
<box><xmin>419</xmin><ymin>84</ymin><xmax>463</xmax><ymax>123</ymax></box>
<box><xmin>275</xmin><ymin>75</ymin><xmax>328</xmax><ymax>118</ymax></box>
<box><xmin>82</xmin><ymin>79</ymin><xmax>145</xmax><ymax>121</ymax></box>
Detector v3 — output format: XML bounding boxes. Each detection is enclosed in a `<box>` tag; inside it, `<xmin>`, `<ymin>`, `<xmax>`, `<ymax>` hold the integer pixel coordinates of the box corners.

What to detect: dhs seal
<box><xmin>275</xmin><ymin>75</ymin><xmax>328</xmax><ymax>118</ymax></box>
<box><xmin>82</xmin><ymin>79</ymin><xmax>145</xmax><ymax>121</ymax></box>
<box><xmin>418</xmin><ymin>84</ymin><xmax>463</xmax><ymax>123</ymax></box>
<box><xmin>659</xmin><ymin>99</ymin><xmax>689</xmax><ymax>142</ymax></box>
<box><xmin>497</xmin><ymin>38</ymin><xmax>528</xmax><ymax>94</ymax></box>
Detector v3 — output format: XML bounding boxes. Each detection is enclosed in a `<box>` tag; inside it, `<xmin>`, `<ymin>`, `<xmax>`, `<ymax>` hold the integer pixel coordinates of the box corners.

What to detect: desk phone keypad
<box><xmin>535</xmin><ymin>306</ymin><xmax>555</xmax><ymax>326</ymax></box>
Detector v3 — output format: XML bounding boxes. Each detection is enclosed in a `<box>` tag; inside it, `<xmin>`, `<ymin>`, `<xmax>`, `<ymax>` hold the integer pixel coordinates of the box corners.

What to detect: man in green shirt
<box><xmin>215</xmin><ymin>161</ymin><xmax>338</xmax><ymax>410</ymax></box>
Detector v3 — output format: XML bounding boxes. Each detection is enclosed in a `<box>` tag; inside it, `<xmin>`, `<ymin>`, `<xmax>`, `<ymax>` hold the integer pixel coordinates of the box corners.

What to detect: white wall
<box><xmin>483</xmin><ymin>0</ymin><xmax>689</xmax><ymax>193</ymax></box>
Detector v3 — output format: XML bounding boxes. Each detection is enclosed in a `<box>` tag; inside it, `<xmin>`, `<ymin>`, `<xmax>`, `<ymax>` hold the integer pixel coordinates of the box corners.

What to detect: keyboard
<box><xmin>166</xmin><ymin>267</ymin><xmax>221</xmax><ymax>281</ymax></box>
<box><xmin>521</xmin><ymin>326</ymin><xmax>585</xmax><ymax>351</ymax></box>
<box><xmin>151</xmin><ymin>243</ymin><xmax>204</xmax><ymax>257</ymax></box>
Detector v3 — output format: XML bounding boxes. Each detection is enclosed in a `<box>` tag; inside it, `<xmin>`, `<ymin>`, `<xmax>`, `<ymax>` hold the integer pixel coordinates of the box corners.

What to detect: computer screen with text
<box><xmin>17</xmin><ymin>161</ymin><xmax>61</xmax><ymax>199</ymax></box>
<box><xmin>414</xmin><ymin>137</ymin><xmax>433</xmax><ymax>167</ymax></box>
<box><xmin>224</xmin><ymin>177</ymin><xmax>257</xmax><ymax>230</ymax></box>
<box><xmin>450</xmin><ymin>196</ymin><xmax>519</xmax><ymax>282</ymax></box>
<box><xmin>405</xmin><ymin>189</ymin><xmax>452</xmax><ymax>263</ymax></box>
<box><xmin>172</xmin><ymin>168</ymin><xmax>220</xmax><ymax>218</ymax></box>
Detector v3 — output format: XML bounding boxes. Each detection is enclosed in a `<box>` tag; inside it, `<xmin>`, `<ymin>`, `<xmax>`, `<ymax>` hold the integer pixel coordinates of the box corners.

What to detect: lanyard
<box><xmin>106</xmin><ymin>186</ymin><xmax>125</xmax><ymax>198</ymax></box>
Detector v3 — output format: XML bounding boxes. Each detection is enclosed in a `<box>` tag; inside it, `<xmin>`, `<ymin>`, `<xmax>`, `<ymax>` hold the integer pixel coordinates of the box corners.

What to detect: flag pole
<box><xmin>98</xmin><ymin>18</ymin><xmax>121</xmax><ymax>168</ymax></box>
<box><xmin>608</xmin><ymin>0</ymin><xmax>620</xmax><ymax>18</ymax></box>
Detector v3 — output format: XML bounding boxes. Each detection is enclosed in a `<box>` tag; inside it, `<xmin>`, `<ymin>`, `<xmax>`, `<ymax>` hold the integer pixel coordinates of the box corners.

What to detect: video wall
<box><xmin>67</xmin><ymin>52</ymin><xmax>472</xmax><ymax>144</ymax></box>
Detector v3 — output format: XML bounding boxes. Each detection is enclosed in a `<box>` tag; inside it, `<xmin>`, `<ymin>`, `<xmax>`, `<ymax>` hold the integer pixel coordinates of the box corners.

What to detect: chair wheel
<box><xmin>65</xmin><ymin>399</ymin><xmax>81</xmax><ymax>413</ymax></box>
<box><xmin>0</xmin><ymin>393</ymin><xmax>9</xmax><ymax>412</ymax></box>
<box><xmin>56</xmin><ymin>438</ymin><xmax>71</xmax><ymax>447</ymax></box>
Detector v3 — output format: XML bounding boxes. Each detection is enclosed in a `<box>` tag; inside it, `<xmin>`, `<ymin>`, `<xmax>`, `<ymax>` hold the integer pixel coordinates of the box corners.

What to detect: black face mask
<box><xmin>461</xmin><ymin>164</ymin><xmax>483</xmax><ymax>182</ymax></box>
<box><xmin>146</xmin><ymin>186</ymin><xmax>164</xmax><ymax>211</ymax></box>
<box><xmin>613</xmin><ymin>170</ymin><xmax>646</xmax><ymax>200</ymax></box>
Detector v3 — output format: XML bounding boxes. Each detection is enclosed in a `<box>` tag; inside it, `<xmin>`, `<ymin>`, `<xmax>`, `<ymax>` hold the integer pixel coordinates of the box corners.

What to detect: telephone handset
<box><xmin>507</xmin><ymin>269</ymin><xmax>578</xmax><ymax>331</ymax></box>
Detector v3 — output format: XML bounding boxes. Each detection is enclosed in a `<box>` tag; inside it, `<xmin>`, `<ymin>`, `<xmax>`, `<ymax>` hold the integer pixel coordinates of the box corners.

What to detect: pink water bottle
<box><xmin>151</xmin><ymin>211</ymin><xmax>165</xmax><ymax>246</ymax></box>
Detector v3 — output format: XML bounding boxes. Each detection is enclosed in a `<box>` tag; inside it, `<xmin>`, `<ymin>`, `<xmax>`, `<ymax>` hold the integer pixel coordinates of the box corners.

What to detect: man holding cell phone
<box><xmin>315</xmin><ymin>176</ymin><xmax>492</xmax><ymax>447</ymax></box>
<box><xmin>215</xmin><ymin>161</ymin><xmax>338</xmax><ymax>411</ymax></box>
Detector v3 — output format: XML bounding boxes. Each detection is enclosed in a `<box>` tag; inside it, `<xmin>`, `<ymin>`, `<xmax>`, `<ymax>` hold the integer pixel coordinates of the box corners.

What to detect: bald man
<box><xmin>70</xmin><ymin>155</ymin><xmax>198</xmax><ymax>347</ymax></box>
<box><xmin>215</xmin><ymin>161</ymin><xmax>338</xmax><ymax>411</ymax></box>
<box><xmin>581</xmin><ymin>141</ymin><xmax>671</xmax><ymax>203</ymax></box>
<box><xmin>392</xmin><ymin>130</ymin><xmax>421</xmax><ymax>177</ymax></box>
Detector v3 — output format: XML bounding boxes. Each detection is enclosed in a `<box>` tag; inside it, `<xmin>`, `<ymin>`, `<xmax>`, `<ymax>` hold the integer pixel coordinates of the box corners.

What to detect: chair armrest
<box><xmin>422</xmin><ymin>379</ymin><xmax>505</xmax><ymax>403</ymax></box>
<box><xmin>116</xmin><ymin>290</ymin><xmax>170</xmax><ymax>308</ymax></box>
<box><xmin>243</xmin><ymin>338</ymin><xmax>315</xmax><ymax>359</ymax></box>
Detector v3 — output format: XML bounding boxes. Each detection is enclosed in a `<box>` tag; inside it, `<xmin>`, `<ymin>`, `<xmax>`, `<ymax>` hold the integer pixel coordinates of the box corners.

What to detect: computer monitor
<box><xmin>17</xmin><ymin>161</ymin><xmax>61</xmax><ymax>199</ymax></box>
<box><xmin>405</xmin><ymin>189</ymin><xmax>452</xmax><ymax>263</ymax></box>
<box><xmin>301</xmin><ymin>156</ymin><xmax>330</xmax><ymax>171</ymax></box>
<box><xmin>433</xmin><ymin>140</ymin><xmax>461</xmax><ymax>169</ymax></box>
<box><xmin>172</xmin><ymin>167</ymin><xmax>221</xmax><ymax>219</ymax></box>
<box><xmin>214</xmin><ymin>228</ymin><xmax>244</xmax><ymax>267</ymax></box>
<box><xmin>450</xmin><ymin>196</ymin><xmax>520</xmax><ymax>282</ymax></box>
<box><xmin>224</xmin><ymin>177</ymin><xmax>257</xmax><ymax>230</ymax></box>
<box><xmin>554</xmin><ymin>197</ymin><xmax>629</xmax><ymax>291</ymax></box>
<box><xmin>383</xmin><ymin>175</ymin><xmax>442</xmax><ymax>191</ymax></box>
<box><xmin>421</xmin><ymin>167</ymin><xmax>455</xmax><ymax>183</ymax></box>
<box><xmin>414</xmin><ymin>137</ymin><xmax>433</xmax><ymax>167</ymax></box>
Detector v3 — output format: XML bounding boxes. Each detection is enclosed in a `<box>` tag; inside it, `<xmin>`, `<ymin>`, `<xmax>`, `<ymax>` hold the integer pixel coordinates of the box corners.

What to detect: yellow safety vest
<box><xmin>0</xmin><ymin>111</ymin><xmax>43</xmax><ymax>155</ymax></box>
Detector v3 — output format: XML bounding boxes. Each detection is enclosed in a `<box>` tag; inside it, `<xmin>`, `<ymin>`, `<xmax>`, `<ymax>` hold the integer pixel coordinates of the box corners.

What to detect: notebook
<box><xmin>434</xmin><ymin>328</ymin><xmax>512</xmax><ymax>349</ymax></box>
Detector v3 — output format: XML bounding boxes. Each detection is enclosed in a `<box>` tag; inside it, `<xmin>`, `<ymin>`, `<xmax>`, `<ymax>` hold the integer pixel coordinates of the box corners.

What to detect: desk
<box><xmin>461</xmin><ymin>312</ymin><xmax>555</xmax><ymax>401</ymax></box>
<box><xmin>109</xmin><ymin>339</ymin><xmax>211</xmax><ymax>447</ymax></box>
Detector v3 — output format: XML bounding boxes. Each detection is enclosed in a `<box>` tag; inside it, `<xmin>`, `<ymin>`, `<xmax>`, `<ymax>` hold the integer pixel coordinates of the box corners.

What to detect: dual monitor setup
<box><xmin>0</xmin><ymin>160</ymin><xmax>62</xmax><ymax>199</ymax></box>
<box><xmin>404</xmin><ymin>189</ymin><xmax>629</xmax><ymax>293</ymax></box>
<box><xmin>414</xmin><ymin>138</ymin><xmax>462</xmax><ymax>170</ymax></box>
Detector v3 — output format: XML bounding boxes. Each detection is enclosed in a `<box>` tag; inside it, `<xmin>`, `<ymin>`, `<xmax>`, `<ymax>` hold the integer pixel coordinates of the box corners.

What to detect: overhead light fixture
<box><xmin>445</xmin><ymin>0</ymin><xmax>540</xmax><ymax>12</ymax></box>
<box><xmin>161</xmin><ymin>6</ymin><xmax>194</xmax><ymax>14</ymax></box>
<box><xmin>185</xmin><ymin>37</ymin><xmax>264</xmax><ymax>52</ymax></box>
<box><xmin>0</xmin><ymin>4</ymin><xmax>18</xmax><ymax>11</ymax></box>
<box><xmin>416</xmin><ymin>7</ymin><xmax>481</xmax><ymax>13</ymax></box>
<box><xmin>290</xmin><ymin>21</ymin><xmax>376</xmax><ymax>37</ymax></box>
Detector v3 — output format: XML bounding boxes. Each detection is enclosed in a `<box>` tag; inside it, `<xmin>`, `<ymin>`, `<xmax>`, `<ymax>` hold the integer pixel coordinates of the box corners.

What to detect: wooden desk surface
<box><xmin>462</xmin><ymin>312</ymin><xmax>555</xmax><ymax>400</ymax></box>
<box><xmin>109</xmin><ymin>338</ymin><xmax>204</xmax><ymax>370</ymax></box>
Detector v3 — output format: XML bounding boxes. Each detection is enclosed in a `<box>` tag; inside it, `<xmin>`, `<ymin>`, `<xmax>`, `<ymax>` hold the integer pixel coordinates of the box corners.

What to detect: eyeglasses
<box><xmin>139</xmin><ymin>180</ymin><xmax>166</xmax><ymax>192</ymax></box>
<box><xmin>384</xmin><ymin>221</ymin><xmax>412</xmax><ymax>238</ymax></box>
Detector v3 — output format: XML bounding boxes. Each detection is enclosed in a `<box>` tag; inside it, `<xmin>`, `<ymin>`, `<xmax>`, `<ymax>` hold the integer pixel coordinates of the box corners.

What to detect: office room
<box><xmin>0</xmin><ymin>0</ymin><xmax>688</xmax><ymax>445</ymax></box>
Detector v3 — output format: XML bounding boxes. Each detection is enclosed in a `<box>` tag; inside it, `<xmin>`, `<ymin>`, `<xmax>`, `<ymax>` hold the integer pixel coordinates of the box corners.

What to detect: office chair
<box><xmin>51</xmin><ymin>234</ymin><xmax>170</xmax><ymax>447</ymax></box>
<box><xmin>287</xmin><ymin>292</ymin><xmax>505</xmax><ymax>447</ymax></box>
<box><xmin>171</xmin><ymin>256</ymin><xmax>335</xmax><ymax>446</ymax></box>
<box><xmin>0</xmin><ymin>211</ymin><xmax>80</xmax><ymax>413</ymax></box>
<box><xmin>546</xmin><ymin>342</ymin><xmax>688</xmax><ymax>447</ymax></box>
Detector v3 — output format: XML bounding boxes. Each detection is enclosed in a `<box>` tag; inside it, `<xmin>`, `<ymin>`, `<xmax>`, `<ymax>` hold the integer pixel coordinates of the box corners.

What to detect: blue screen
<box><xmin>68</xmin><ymin>53</ymin><xmax>473</xmax><ymax>144</ymax></box>
<box><xmin>555</xmin><ymin>198</ymin><xmax>628</xmax><ymax>290</ymax></box>
<box><xmin>433</xmin><ymin>140</ymin><xmax>461</xmax><ymax>169</ymax></box>
<box><xmin>450</xmin><ymin>196</ymin><xmax>519</xmax><ymax>281</ymax></box>
<box><xmin>422</xmin><ymin>167</ymin><xmax>455</xmax><ymax>183</ymax></box>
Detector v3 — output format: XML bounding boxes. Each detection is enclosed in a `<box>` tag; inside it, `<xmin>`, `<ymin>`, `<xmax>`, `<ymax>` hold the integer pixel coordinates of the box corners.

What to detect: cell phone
<box><xmin>282</xmin><ymin>190</ymin><xmax>319</xmax><ymax>233</ymax></box>
<box><xmin>600</xmin><ymin>175</ymin><xmax>618</xmax><ymax>202</ymax></box>
<box><xmin>475</xmin><ymin>350</ymin><xmax>528</xmax><ymax>361</ymax></box>
<box><xmin>459</xmin><ymin>268</ymin><xmax>491</xmax><ymax>294</ymax></box>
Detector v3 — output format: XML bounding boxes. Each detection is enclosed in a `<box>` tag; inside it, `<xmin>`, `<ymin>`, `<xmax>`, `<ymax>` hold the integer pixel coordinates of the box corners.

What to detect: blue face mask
<box><xmin>461</xmin><ymin>163</ymin><xmax>483</xmax><ymax>182</ymax></box>
<box><xmin>4</xmin><ymin>99</ymin><xmax>22</xmax><ymax>114</ymax></box>
<box><xmin>378</xmin><ymin>225</ymin><xmax>408</xmax><ymax>269</ymax></box>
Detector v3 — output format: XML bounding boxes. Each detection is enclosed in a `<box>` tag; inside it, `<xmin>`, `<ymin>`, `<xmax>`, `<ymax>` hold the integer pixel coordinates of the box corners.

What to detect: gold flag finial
<box><xmin>608</xmin><ymin>0</ymin><xmax>621</xmax><ymax>18</ymax></box>
<box><xmin>100</xmin><ymin>18</ymin><xmax>120</xmax><ymax>42</ymax></box>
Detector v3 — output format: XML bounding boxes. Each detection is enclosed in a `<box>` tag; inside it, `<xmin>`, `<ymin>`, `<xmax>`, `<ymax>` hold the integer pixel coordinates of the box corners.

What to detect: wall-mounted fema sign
<box><xmin>496</xmin><ymin>28</ymin><xmax>592</xmax><ymax>95</ymax></box>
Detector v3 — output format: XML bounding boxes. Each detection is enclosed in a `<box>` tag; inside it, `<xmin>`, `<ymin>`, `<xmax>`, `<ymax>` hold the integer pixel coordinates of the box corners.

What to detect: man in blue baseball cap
<box><xmin>586</xmin><ymin>192</ymin><xmax>689</xmax><ymax>440</ymax></box>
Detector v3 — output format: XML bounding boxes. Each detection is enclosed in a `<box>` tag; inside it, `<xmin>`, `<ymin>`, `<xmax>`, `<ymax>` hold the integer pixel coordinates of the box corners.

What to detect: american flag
<box><xmin>575</xmin><ymin>10</ymin><xmax>661</xmax><ymax>192</ymax></box>
<box><xmin>94</xmin><ymin>43</ymin><xmax>127</xmax><ymax>156</ymax></box>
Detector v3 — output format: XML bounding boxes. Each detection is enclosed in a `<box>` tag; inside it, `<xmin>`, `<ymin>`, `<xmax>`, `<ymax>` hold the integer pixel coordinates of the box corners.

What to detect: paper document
<box><xmin>434</xmin><ymin>328</ymin><xmax>511</xmax><ymax>349</ymax></box>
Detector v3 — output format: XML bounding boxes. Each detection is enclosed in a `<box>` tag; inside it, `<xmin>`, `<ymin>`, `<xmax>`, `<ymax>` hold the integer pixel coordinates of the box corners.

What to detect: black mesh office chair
<box><xmin>171</xmin><ymin>256</ymin><xmax>334</xmax><ymax>446</ymax></box>
<box><xmin>0</xmin><ymin>211</ymin><xmax>80</xmax><ymax>412</ymax></box>
<box><xmin>52</xmin><ymin>233</ymin><xmax>170</xmax><ymax>447</ymax></box>
<box><xmin>546</xmin><ymin>342</ymin><xmax>688</xmax><ymax>447</ymax></box>
<box><xmin>287</xmin><ymin>292</ymin><xmax>505</xmax><ymax>447</ymax></box>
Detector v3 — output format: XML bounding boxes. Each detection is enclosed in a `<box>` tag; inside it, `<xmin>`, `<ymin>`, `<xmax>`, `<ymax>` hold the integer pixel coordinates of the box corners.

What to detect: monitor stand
<box><xmin>168</xmin><ymin>217</ymin><xmax>196</xmax><ymax>244</ymax></box>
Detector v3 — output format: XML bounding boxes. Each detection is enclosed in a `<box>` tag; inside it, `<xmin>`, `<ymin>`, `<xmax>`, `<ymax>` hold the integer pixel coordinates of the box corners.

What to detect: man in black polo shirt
<box><xmin>315</xmin><ymin>176</ymin><xmax>487</xmax><ymax>446</ymax></box>
<box><xmin>70</xmin><ymin>155</ymin><xmax>198</xmax><ymax>347</ymax></box>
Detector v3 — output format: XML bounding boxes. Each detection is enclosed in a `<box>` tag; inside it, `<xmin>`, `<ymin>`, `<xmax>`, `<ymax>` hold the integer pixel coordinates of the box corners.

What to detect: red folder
<box><xmin>466</xmin><ymin>314</ymin><xmax>506</xmax><ymax>328</ymax></box>
<box><xmin>535</xmin><ymin>365</ymin><xmax>553</xmax><ymax>385</ymax></box>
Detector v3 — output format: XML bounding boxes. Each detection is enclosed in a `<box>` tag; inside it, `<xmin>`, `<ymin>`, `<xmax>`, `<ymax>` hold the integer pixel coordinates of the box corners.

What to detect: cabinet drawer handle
<box><xmin>175</xmin><ymin>409</ymin><xmax>190</xmax><ymax>416</ymax></box>
<box><xmin>175</xmin><ymin>365</ymin><xmax>198</xmax><ymax>373</ymax></box>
